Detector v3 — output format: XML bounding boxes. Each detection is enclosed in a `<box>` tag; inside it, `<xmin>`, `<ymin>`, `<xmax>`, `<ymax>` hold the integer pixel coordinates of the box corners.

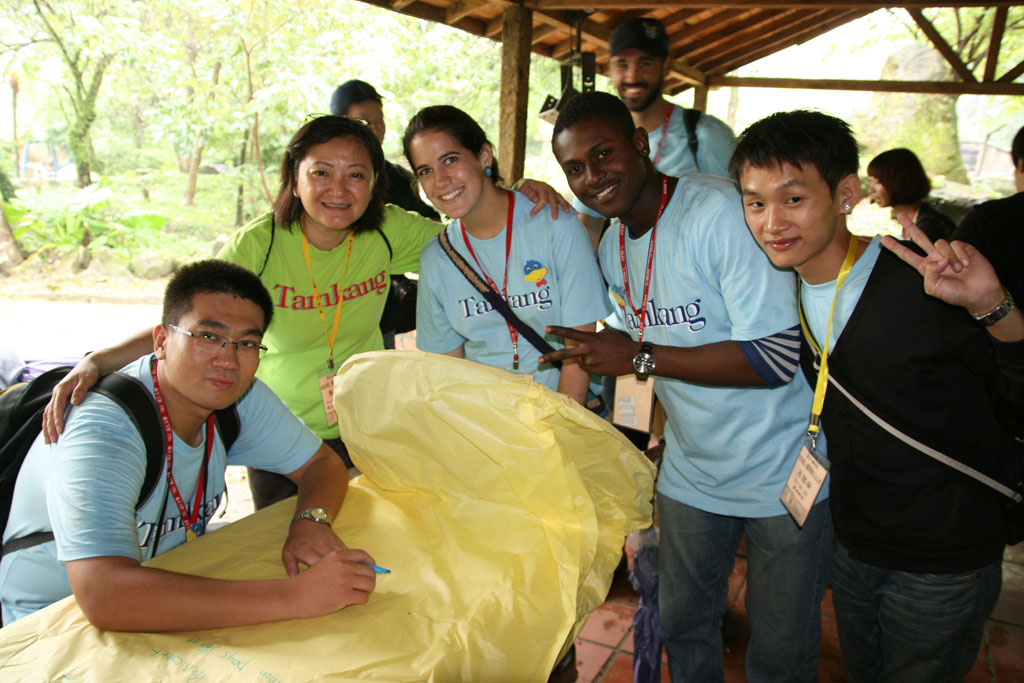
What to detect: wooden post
<box><xmin>692</xmin><ymin>85</ymin><xmax>709</xmax><ymax>112</ymax></box>
<box><xmin>499</xmin><ymin>4</ymin><xmax>532</xmax><ymax>185</ymax></box>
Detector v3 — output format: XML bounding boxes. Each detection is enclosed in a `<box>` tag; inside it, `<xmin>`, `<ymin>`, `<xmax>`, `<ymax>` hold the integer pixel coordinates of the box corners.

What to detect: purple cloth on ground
<box><xmin>630</xmin><ymin>536</ymin><xmax>661</xmax><ymax>683</ymax></box>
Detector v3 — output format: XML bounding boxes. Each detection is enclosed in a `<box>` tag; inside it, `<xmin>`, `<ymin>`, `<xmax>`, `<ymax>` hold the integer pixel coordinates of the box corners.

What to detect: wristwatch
<box><xmin>972</xmin><ymin>289</ymin><xmax>1015</xmax><ymax>327</ymax></box>
<box><xmin>632</xmin><ymin>341</ymin><xmax>656</xmax><ymax>381</ymax></box>
<box><xmin>292</xmin><ymin>507</ymin><xmax>332</xmax><ymax>526</ymax></box>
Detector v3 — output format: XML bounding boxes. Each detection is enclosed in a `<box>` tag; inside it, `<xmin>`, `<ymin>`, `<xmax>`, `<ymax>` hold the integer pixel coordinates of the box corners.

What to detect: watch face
<box><xmin>296</xmin><ymin>508</ymin><xmax>331</xmax><ymax>524</ymax></box>
<box><xmin>633</xmin><ymin>351</ymin><xmax>655</xmax><ymax>376</ymax></box>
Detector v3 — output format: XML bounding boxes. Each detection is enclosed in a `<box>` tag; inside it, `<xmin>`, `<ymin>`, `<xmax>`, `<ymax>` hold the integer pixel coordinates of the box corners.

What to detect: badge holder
<box><xmin>781</xmin><ymin>429</ymin><xmax>829</xmax><ymax>527</ymax></box>
<box><xmin>318</xmin><ymin>362</ymin><xmax>339</xmax><ymax>427</ymax></box>
<box><xmin>613</xmin><ymin>374</ymin><xmax>655</xmax><ymax>432</ymax></box>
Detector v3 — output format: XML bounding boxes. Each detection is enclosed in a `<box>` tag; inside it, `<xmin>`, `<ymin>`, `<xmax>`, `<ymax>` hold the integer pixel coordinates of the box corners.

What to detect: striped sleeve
<box><xmin>738</xmin><ymin>325</ymin><xmax>801</xmax><ymax>387</ymax></box>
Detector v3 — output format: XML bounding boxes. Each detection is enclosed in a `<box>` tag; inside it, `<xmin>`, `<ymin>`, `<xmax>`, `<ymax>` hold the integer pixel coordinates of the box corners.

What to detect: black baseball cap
<box><xmin>609</xmin><ymin>17</ymin><xmax>669</xmax><ymax>58</ymax></box>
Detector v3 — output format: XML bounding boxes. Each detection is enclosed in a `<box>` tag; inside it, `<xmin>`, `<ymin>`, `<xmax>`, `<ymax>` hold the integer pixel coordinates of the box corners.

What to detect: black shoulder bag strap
<box><xmin>682</xmin><ymin>108</ymin><xmax>701</xmax><ymax>170</ymax></box>
<box><xmin>257</xmin><ymin>215</ymin><xmax>277</xmax><ymax>277</ymax></box>
<box><xmin>437</xmin><ymin>230</ymin><xmax>562</xmax><ymax>369</ymax></box>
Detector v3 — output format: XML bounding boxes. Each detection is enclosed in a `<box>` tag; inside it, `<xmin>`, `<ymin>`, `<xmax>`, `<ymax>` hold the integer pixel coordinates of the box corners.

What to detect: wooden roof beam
<box><xmin>683</xmin><ymin>9</ymin><xmax>802</xmax><ymax>60</ymax></box>
<box><xmin>707</xmin><ymin>75</ymin><xmax>1024</xmax><ymax>96</ymax></box>
<box><xmin>672</xmin><ymin>9</ymin><xmax>747</xmax><ymax>45</ymax></box>
<box><xmin>692</xmin><ymin>8</ymin><xmax>830</xmax><ymax>72</ymax></box>
<box><xmin>659</xmin><ymin>9</ymin><xmax>704</xmax><ymax>32</ymax></box>
<box><xmin>530</xmin><ymin>23</ymin><xmax>559</xmax><ymax>45</ymax></box>
<box><xmin>696</xmin><ymin>9</ymin><xmax>865</xmax><ymax>75</ymax></box>
<box><xmin>907</xmin><ymin>8</ymin><xmax>976</xmax><ymax>83</ymax></box>
<box><xmin>667</xmin><ymin>58</ymin><xmax>707</xmax><ymax>87</ymax></box>
<box><xmin>534</xmin><ymin>10</ymin><xmax>611</xmax><ymax>45</ymax></box>
<box><xmin>446</xmin><ymin>0</ymin><xmax>488</xmax><ymax>24</ymax></box>
<box><xmin>483</xmin><ymin>17</ymin><xmax>498</xmax><ymax>37</ymax></box>
<box><xmin>701</xmin><ymin>10</ymin><xmax>866</xmax><ymax>75</ymax></box>
<box><xmin>999</xmin><ymin>58</ymin><xmax>1024</xmax><ymax>84</ymax></box>
<box><xmin>983</xmin><ymin>6</ymin><xmax>1007</xmax><ymax>83</ymax></box>
<box><xmin>521</xmin><ymin>1</ymin><xmax>1018</xmax><ymax>9</ymax></box>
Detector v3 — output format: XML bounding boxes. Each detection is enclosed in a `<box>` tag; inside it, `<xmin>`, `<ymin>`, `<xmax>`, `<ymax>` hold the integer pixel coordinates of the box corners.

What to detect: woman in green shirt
<box><xmin>44</xmin><ymin>115</ymin><xmax>566</xmax><ymax>509</ymax></box>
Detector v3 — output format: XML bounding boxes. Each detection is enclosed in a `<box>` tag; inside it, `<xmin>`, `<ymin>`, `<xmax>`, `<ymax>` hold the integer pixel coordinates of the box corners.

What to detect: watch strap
<box><xmin>973</xmin><ymin>289</ymin><xmax>1015</xmax><ymax>327</ymax></box>
<box><xmin>292</xmin><ymin>507</ymin><xmax>332</xmax><ymax>526</ymax></box>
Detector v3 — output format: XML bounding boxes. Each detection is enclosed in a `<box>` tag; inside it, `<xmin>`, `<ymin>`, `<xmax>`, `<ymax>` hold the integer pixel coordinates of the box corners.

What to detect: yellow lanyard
<box><xmin>301</xmin><ymin>231</ymin><xmax>353</xmax><ymax>369</ymax></box>
<box><xmin>798</xmin><ymin>235</ymin><xmax>861</xmax><ymax>436</ymax></box>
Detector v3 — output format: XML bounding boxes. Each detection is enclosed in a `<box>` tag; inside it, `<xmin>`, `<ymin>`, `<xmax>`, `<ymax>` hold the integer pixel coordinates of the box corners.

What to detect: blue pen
<box><xmin>361</xmin><ymin>562</ymin><xmax>391</xmax><ymax>574</ymax></box>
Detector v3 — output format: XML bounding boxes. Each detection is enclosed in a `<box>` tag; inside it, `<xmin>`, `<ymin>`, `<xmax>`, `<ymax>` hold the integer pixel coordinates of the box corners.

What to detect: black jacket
<box><xmin>800</xmin><ymin>246</ymin><xmax>1024</xmax><ymax>573</ymax></box>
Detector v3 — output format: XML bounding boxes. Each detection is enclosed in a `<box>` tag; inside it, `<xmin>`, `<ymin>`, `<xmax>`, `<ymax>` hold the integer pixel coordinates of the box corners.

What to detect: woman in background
<box><xmin>867</xmin><ymin>148</ymin><xmax>956</xmax><ymax>242</ymax></box>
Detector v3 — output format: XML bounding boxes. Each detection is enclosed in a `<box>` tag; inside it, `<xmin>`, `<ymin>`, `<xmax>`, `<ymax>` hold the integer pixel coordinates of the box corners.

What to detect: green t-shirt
<box><xmin>218</xmin><ymin>206</ymin><xmax>441</xmax><ymax>438</ymax></box>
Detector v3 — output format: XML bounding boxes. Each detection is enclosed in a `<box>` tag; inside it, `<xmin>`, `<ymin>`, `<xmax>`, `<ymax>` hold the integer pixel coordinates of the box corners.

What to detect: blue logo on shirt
<box><xmin>611</xmin><ymin>287</ymin><xmax>706</xmax><ymax>332</ymax></box>
<box><xmin>458</xmin><ymin>286</ymin><xmax>552</xmax><ymax>318</ymax></box>
<box><xmin>523</xmin><ymin>260</ymin><xmax>548</xmax><ymax>287</ymax></box>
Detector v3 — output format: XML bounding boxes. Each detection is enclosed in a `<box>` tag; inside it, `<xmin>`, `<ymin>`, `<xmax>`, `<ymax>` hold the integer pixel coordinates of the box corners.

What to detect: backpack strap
<box><xmin>377</xmin><ymin>227</ymin><xmax>393</xmax><ymax>261</ymax></box>
<box><xmin>213</xmin><ymin>405</ymin><xmax>240</xmax><ymax>452</ymax></box>
<box><xmin>682</xmin><ymin>108</ymin><xmax>701</xmax><ymax>171</ymax></box>
<box><xmin>1</xmin><ymin>371</ymin><xmax>240</xmax><ymax>557</ymax></box>
<box><xmin>92</xmin><ymin>373</ymin><xmax>165</xmax><ymax>508</ymax></box>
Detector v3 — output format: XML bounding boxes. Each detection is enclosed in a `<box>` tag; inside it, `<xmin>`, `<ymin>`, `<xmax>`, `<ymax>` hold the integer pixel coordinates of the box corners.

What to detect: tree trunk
<box><xmin>0</xmin><ymin>207</ymin><xmax>24</xmax><ymax>274</ymax></box>
<box><xmin>184</xmin><ymin>132</ymin><xmax>202</xmax><ymax>206</ymax></box>
<box><xmin>69</xmin><ymin>121</ymin><xmax>92</xmax><ymax>187</ymax></box>
<box><xmin>235</xmin><ymin>134</ymin><xmax>247</xmax><ymax>227</ymax></box>
<box><xmin>10</xmin><ymin>74</ymin><xmax>18</xmax><ymax>176</ymax></box>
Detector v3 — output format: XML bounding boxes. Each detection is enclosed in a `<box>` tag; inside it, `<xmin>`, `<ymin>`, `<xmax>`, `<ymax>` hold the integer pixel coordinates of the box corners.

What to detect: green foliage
<box><xmin>0</xmin><ymin>166</ymin><xmax>14</xmax><ymax>202</ymax></box>
<box><xmin>3</xmin><ymin>181</ymin><xmax>167</xmax><ymax>255</ymax></box>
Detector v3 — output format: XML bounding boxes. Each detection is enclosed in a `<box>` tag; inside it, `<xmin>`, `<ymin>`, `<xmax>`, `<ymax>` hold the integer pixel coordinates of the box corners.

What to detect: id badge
<box><xmin>780</xmin><ymin>433</ymin><xmax>829</xmax><ymax>527</ymax></box>
<box><xmin>317</xmin><ymin>365</ymin><xmax>339</xmax><ymax>427</ymax></box>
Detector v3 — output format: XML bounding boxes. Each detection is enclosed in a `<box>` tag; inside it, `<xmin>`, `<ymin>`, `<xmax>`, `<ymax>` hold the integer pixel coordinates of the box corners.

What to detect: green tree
<box><xmin>1</xmin><ymin>0</ymin><xmax>139</xmax><ymax>187</ymax></box>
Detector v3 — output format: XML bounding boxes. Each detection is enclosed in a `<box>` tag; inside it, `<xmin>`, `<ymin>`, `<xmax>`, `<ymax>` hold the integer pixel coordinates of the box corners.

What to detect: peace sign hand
<box><xmin>881</xmin><ymin>212</ymin><xmax>1005</xmax><ymax>317</ymax></box>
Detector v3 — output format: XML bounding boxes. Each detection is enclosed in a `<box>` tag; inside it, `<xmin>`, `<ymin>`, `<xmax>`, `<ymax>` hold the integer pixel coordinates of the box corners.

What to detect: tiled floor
<box><xmin>573</xmin><ymin>541</ymin><xmax>1024</xmax><ymax>682</ymax></box>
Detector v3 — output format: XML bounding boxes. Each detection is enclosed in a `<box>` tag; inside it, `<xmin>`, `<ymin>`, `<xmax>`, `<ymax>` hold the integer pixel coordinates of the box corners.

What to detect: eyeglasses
<box><xmin>304</xmin><ymin>113</ymin><xmax>371</xmax><ymax>126</ymax></box>
<box><xmin>167</xmin><ymin>324</ymin><xmax>268</xmax><ymax>359</ymax></box>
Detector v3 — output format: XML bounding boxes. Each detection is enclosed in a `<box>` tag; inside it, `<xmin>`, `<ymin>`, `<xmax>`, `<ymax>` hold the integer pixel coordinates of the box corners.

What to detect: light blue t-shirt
<box><xmin>0</xmin><ymin>355</ymin><xmax>320</xmax><ymax>623</ymax></box>
<box><xmin>575</xmin><ymin>105</ymin><xmax>737</xmax><ymax>218</ymax></box>
<box><xmin>417</xmin><ymin>191</ymin><xmax>611</xmax><ymax>394</ymax></box>
<box><xmin>597</xmin><ymin>175</ymin><xmax>823</xmax><ymax>517</ymax></box>
<box><xmin>799</xmin><ymin>237</ymin><xmax>882</xmax><ymax>349</ymax></box>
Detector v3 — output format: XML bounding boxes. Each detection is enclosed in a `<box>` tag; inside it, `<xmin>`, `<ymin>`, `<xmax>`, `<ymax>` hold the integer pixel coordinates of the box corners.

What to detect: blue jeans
<box><xmin>831</xmin><ymin>541</ymin><xmax>1002</xmax><ymax>683</ymax></box>
<box><xmin>657</xmin><ymin>494</ymin><xmax>833</xmax><ymax>682</ymax></box>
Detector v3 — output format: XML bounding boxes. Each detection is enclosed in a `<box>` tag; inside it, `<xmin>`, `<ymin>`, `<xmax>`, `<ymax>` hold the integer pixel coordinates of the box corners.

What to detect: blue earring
<box><xmin>485</xmin><ymin>166</ymin><xmax>492</xmax><ymax>178</ymax></box>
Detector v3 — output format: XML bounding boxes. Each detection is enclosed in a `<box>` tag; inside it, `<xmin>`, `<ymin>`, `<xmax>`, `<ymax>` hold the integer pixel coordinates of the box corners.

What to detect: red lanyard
<box><xmin>619</xmin><ymin>174</ymin><xmax>669</xmax><ymax>343</ymax></box>
<box><xmin>151</xmin><ymin>358</ymin><xmax>213</xmax><ymax>543</ymax></box>
<box><xmin>651</xmin><ymin>104</ymin><xmax>675</xmax><ymax>168</ymax></box>
<box><xmin>460</xmin><ymin>191</ymin><xmax>519</xmax><ymax>369</ymax></box>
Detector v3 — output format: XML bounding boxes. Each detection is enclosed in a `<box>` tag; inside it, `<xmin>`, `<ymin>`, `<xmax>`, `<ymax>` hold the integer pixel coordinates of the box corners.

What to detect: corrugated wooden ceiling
<box><xmin>353</xmin><ymin>1</ymin><xmax>1021</xmax><ymax>94</ymax></box>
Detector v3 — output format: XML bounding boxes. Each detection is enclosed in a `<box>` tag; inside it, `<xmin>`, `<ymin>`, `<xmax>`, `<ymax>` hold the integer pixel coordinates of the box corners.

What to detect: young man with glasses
<box><xmin>0</xmin><ymin>260</ymin><xmax>377</xmax><ymax>630</ymax></box>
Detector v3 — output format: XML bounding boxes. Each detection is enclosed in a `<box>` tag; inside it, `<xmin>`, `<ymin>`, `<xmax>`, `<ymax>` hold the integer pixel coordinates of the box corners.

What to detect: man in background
<box><xmin>574</xmin><ymin>16</ymin><xmax>736</xmax><ymax>245</ymax></box>
<box><xmin>954</xmin><ymin>124</ymin><xmax>1024</xmax><ymax>303</ymax></box>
